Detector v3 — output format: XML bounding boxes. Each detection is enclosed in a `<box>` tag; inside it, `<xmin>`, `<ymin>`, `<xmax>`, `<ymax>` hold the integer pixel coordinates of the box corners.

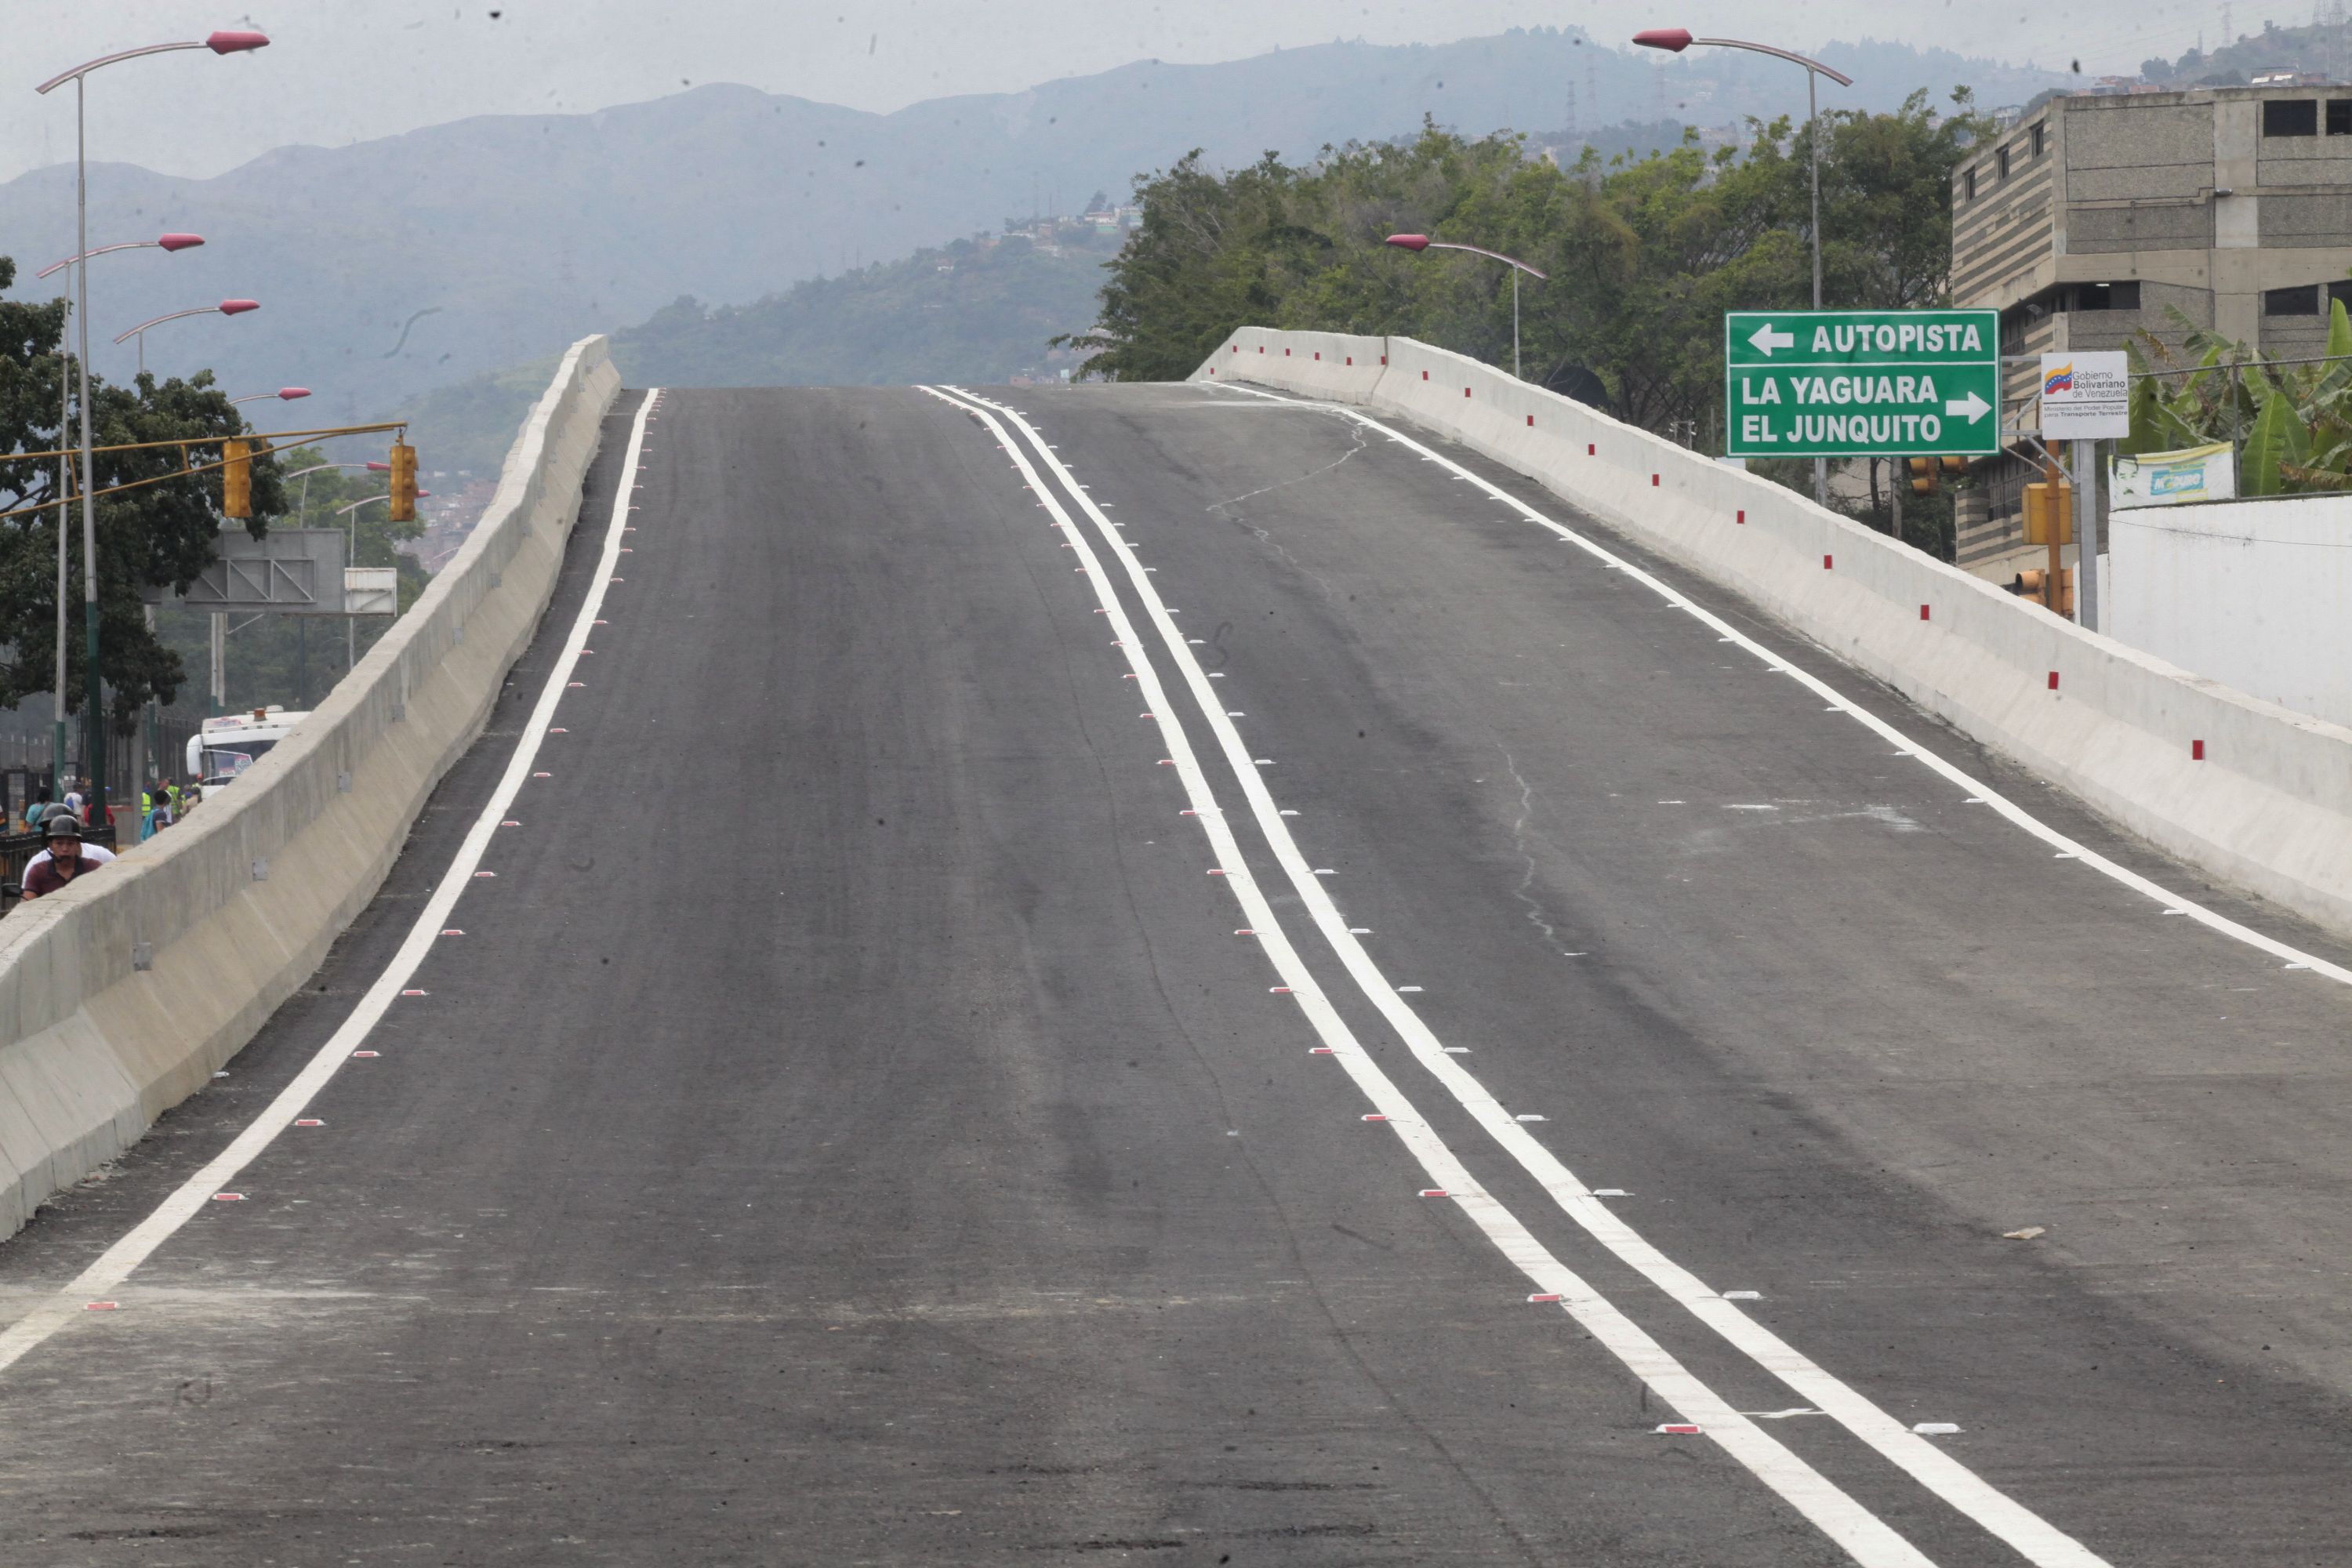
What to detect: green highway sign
<box><xmin>1723</xmin><ymin>309</ymin><xmax>2000</xmax><ymax>459</ymax></box>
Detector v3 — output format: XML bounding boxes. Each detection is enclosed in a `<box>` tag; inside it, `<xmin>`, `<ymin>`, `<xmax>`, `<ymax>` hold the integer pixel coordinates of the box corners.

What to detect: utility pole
<box><xmin>54</xmin><ymin>309</ymin><xmax>71</xmax><ymax>802</ymax></box>
<box><xmin>2073</xmin><ymin>437</ymin><xmax>2100</xmax><ymax>630</ymax></box>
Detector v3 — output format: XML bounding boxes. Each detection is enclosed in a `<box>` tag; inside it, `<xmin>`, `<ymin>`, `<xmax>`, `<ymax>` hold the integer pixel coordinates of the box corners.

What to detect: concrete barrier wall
<box><xmin>2108</xmin><ymin>493</ymin><xmax>2352</xmax><ymax>731</ymax></box>
<box><xmin>1197</xmin><ymin>328</ymin><xmax>2352</xmax><ymax>939</ymax></box>
<box><xmin>0</xmin><ymin>336</ymin><xmax>622</xmax><ymax>1239</ymax></box>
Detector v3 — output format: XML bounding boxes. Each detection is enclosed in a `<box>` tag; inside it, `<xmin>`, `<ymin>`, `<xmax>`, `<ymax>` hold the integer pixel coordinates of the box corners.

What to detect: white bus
<box><xmin>186</xmin><ymin>707</ymin><xmax>313</xmax><ymax>797</ymax></box>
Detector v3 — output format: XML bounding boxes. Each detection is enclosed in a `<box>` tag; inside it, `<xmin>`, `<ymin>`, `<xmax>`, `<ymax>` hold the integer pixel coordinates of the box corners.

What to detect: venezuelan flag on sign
<box><xmin>2044</xmin><ymin>364</ymin><xmax>2074</xmax><ymax>396</ymax></box>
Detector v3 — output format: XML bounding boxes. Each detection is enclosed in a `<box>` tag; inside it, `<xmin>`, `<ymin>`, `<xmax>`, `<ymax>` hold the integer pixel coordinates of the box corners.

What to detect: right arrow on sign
<box><xmin>1945</xmin><ymin>390</ymin><xmax>1992</xmax><ymax>423</ymax></box>
<box><xmin>1748</xmin><ymin>322</ymin><xmax>1795</xmax><ymax>355</ymax></box>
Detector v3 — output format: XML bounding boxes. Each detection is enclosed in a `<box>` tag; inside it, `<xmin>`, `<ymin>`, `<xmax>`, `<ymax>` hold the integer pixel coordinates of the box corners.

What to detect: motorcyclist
<box><xmin>21</xmin><ymin>813</ymin><xmax>104</xmax><ymax>899</ymax></box>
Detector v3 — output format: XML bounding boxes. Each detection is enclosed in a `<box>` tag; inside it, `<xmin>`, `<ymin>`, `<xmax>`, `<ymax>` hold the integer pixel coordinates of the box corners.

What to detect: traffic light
<box><xmin>2011</xmin><ymin>567</ymin><xmax>2075</xmax><ymax>615</ymax></box>
<box><xmin>2022</xmin><ymin>479</ymin><xmax>2074</xmax><ymax>546</ymax></box>
<box><xmin>387</xmin><ymin>441</ymin><xmax>418</xmax><ymax>523</ymax></box>
<box><xmin>1905</xmin><ymin>456</ymin><xmax>1969</xmax><ymax>495</ymax></box>
<box><xmin>222</xmin><ymin>438</ymin><xmax>252</xmax><ymax>519</ymax></box>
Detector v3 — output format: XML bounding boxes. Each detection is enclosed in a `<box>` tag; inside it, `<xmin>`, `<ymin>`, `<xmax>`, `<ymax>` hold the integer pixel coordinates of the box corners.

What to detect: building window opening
<box><xmin>2031</xmin><ymin>122</ymin><xmax>2046</xmax><ymax>156</ymax></box>
<box><xmin>2073</xmin><ymin>281</ymin><xmax>2142</xmax><ymax>312</ymax></box>
<box><xmin>2264</xmin><ymin>98</ymin><xmax>2319</xmax><ymax>136</ymax></box>
<box><xmin>2264</xmin><ymin>284</ymin><xmax>2321</xmax><ymax>316</ymax></box>
<box><xmin>1964</xmin><ymin>165</ymin><xmax>1978</xmax><ymax>200</ymax></box>
<box><xmin>1998</xmin><ymin>145</ymin><xmax>2013</xmax><ymax>179</ymax></box>
<box><xmin>2330</xmin><ymin>100</ymin><xmax>2352</xmax><ymax>134</ymax></box>
<box><xmin>2325</xmin><ymin>279</ymin><xmax>2352</xmax><ymax>313</ymax></box>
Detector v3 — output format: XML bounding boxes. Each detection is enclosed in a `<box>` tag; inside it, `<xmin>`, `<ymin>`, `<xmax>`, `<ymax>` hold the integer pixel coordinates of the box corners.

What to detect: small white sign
<box><xmin>2040</xmin><ymin>350</ymin><xmax>2132</xmax><ymax>440</ymax></box>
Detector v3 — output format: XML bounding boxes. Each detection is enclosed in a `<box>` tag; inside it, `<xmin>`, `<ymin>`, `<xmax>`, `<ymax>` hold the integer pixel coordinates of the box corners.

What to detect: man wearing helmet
<box><xmin>21</xmin><ymin>813</ymin><xmax>108</xmax><ymax>900</ymax></box>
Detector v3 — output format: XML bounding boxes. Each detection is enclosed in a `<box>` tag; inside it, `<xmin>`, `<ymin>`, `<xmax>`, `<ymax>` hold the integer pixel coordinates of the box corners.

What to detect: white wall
<box><xmin>1197</xmin><ymin>327</ymin><xmax>2352</xmax><ymax>943</ymax></box>
<box><xmin>2109</xmin><ymin>495</ymin><xmax>2352</xmax><ymax>731</ymax></box>
<box><xmin>0</xmin><ymin>339</ymin><xmax>622</xmax><ymax>1240</ymax></box>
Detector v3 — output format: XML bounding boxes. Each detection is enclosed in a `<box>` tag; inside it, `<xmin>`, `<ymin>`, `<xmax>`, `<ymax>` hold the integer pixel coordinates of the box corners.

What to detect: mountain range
<box><xmin>0</xmin><ymin>27</ymin><xmax>2064</xmax><ymax>432</ymax></box>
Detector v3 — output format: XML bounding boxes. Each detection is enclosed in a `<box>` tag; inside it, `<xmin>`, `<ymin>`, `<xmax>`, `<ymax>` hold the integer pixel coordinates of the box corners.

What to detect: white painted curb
<box><xmin>1197</xmin><ymin>328</ymin><xmax>2352</xmax><ymax>942</ymax></box>
<box><xmin>0</xmin><ymin>337</ymin><xmax>622</xmax><ymax>1239</ymax></box>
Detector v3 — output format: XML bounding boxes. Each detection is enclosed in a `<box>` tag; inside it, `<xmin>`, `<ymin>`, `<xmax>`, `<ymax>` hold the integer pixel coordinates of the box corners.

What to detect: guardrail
<box><xmin>1199</xmin><ymin>328</ymin><xmax>2352</xmax><ymax>942</ymax></box>
<box><xmin>0</xmin><ymin>336</ymin><xmax>622</xmax><ymax>1240</ymax></box>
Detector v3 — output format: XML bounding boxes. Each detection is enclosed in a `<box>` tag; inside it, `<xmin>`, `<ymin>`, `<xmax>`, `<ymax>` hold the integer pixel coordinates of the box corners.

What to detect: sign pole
<box><xmin>2072</xmin><ymin>437</ymin><xmax>2100</xmax><ymax>630</ymax></box>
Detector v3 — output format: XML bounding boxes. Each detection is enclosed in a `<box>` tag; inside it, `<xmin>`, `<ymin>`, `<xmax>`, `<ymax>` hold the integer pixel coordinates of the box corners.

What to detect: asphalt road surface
<box><xmin>2</xmin><ymin>380</ymin><xmax>2350</xmax><ymax>1566</ymax></box>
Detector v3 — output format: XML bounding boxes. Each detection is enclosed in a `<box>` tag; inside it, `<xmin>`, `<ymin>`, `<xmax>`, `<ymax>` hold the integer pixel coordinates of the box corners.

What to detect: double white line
<box><xmin>920</xmin><ymin>383</ymin><xmax>2111</xmax><ymax>1568</ymax></box>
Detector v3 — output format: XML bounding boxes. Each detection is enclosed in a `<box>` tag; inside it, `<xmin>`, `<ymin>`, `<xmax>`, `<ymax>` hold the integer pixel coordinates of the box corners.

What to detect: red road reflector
<box><xmin>441</xmin><ymin>929</ymin><xmax>464</xmax><ymax>936</ymax></box>
<box><xmin>1823</xmin><ymin>554</ymin><xmax>1834</xmax><ymax>570</ymax></box>
<box><xmin>501</xmin><ymin>820</ymin><xmax>521</xmax><ymax>827</ymax></box>
<box><xmin>532</xmin><ymin>771</ymin><xmax>551</xmax><ymax>779</ymax></box>
<box><xmin>593</xmin><ymin>619</ymin><xmax>608</xmax><ymax>625</ymax></box>
<box><xmin>351</xmin><ymin>1050</ymin><xmax>380</xmax><ymax>1058</ymax></box>
<box><xmin>2048</xmin><ymin>670</ymin><xmax>2060</xmax><ymax>691</ymax></box>
<box><xmin>1526</xmin><ymin>414</ymin><xmax>1534</xmax><ymax>426</ymax></box>
<box><xmin>1270</xmin><ymin>986</ymin><xmax>1292</xmax><ymax>994</ymax></box>
<box><xmin>1651</xmin><ymin>474</ymin><xmax>1660</xmax><ymax>487</ymax></box>
<box><xmin>1419</xmin><ymin>1189</ymin><xmax>1448</xmax><ymax>1198</ymax></box>
<box><xmin>567</xmin><ymin>681</ymin><xmax>586</xmax><ymax>688</ymax></box>
<box><xmin>1361</xmin><ymin>1113</ymin><xmax>1389</xmax><ymax>1122</ymax></box>
<box><xmin>2192</xmin><ymin>739</ymin><xmax>2205</xmax><ymax>760</ymax></box>
<box><xmin>1526</xmin><ymin>1292</ymin><xmax>1563</xmax><ymax>1304</ymax></box>
<box><xmin>294</xmin><ymin>1119</ymin><xmax>324</xmax><ymax>1127</ymax></box>
<box><xmin>609</xmin><ymin>576</ymin><xmax>625</xmax><ymax>583</ymax></box>
<box><xmin>212</xmin><ymin>1192</ymin><xmax>245</xmax><ymax>1203</ymax></box>
<box><xmin>1309</xmin><ymin>1046</ymin><xmax>1336</xmax><ymax>1054</ymax></box>
<box><xmin>1920</xmin><ymin>604</ymin><xmax>1931</xmax><ymax>621</ymax></box>
<box><xmin>84</xmin><ymin>1301</ymin><xmax>118</xmax><ymax>1312</ymax></box>
<box><xmin>1156</xmin><ymin>758</ymin><xmax>1175</xmax><ymax>766</ymax></box>
<box><xmin>1464</xmin><ymin>387</ymin><xmax>1472</xmax><ymax>398</ymax></box>
<box><xmin>548</xmin><ymin>727</ymin><xmax>568</xmax><ymax>734</ymax></box>
<box><xmin>1656</xmin><ymin>1424</ymin><xmax>1703</xmax><ymax>1436</ymax></box>
<box><xmin>1234</xmin><ymin>928</ymin><xmax>1255</xmax><ymax>935</ymax></box>
<box><xmin>1207</xmin><ymin>869</ymin><xmax>1227</xmax><ymax>877</ymax></box>
<box><xmin>618</xmin><ymin>547</ymin><xmax>633</xmax><ymax>554</ymax></box>
<box><xmin>400</xmin><ymin>989</ymin><xmax>428</xmax><ymax>996</ymax></box>
<box><xmin>474</xmin><ymin>871</ymin><xmax>497</xmax><ymax>879</ymax></box>
<box><xmin>1587</xmin><ymin>443</ymin><xmax>1595</xmax><ymax>456</ymax></box>
<box><xmin>1736</xmin><ymin>509</ymin><xmax>1745</xmax><ymax>524</ymax></box>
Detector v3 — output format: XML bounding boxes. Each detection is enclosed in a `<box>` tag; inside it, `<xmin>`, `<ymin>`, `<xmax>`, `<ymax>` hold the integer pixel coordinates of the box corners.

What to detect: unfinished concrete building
<box><xmin>1950</xmin><ymin>86</ymin><xmax>2352</xmax><ymax>577</ymax></box>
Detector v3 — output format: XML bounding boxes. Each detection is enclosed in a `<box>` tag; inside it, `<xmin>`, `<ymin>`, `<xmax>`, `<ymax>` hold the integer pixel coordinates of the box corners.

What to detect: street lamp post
<box><xmin>114</xmin><ymin>299</ymin><xmax>261</xmax><ymax>376</ymax></box>
<box><xmin>1634</xmin><ymin>27</ymin><xmax>1851</xmax><ymax>504</ymax></box>
<box><xmin>287</xmin><ymin>459</ymin><xmax>389</xmax><ymax>528</ymax></box>
<box><xmin>1383</xmin><ymin>235</ymin><xmax>1548</xmax><ymax>379</ymax></box>
<box><xmin>34</xmin><ymin>234</ymin><xmax>205</xmax><ymax>801</ymax></box>
<box><xmin>37</xmin><ymin>27</ymin><xmax>267</xmax><ymax>833</ymax></box>
<box><xmin>114</xmin><ymin>301</ymin><xmax>263</xmax><ymax>722</ymax></box>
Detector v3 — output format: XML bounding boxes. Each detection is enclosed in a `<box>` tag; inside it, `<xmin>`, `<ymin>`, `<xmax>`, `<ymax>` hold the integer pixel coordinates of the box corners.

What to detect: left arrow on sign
<box><xmin>1944</xmin><ymin>390</ymin><xmax>1991</xmax><ymax>423</ymax></box>
<box><xmin>1748</xmin><ymin>322</ymin><xmax>1795</xmax><ymax>356</ymax></box>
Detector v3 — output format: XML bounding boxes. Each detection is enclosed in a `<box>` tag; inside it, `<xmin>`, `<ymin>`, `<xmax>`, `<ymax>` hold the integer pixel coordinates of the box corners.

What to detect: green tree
<box><xmin>0</xmin><ymin>256</ymin><xmax>286</xmax><ymax>728</ymax></box>
<box><xmin>1069</xmin><ymin>92</ymin><xmax>1987</xmax><ymax>468</ymax></box>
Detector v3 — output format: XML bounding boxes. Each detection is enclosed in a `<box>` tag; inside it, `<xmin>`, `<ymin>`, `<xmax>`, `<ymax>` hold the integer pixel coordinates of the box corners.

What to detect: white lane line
<box><xmin>0</xmin><ymin>388</ymin><xmax>663</xmax><ymax>1380</ymax></box>
<box><xmin>1206</xmin><ymin>381</ymin><xmax>2352</xmax><ymax>991</ymax></box>
<box><xmin>946</xmin><ymin>384</ymin><xmax>2111</xmax><ymax>1568</ymax></box>
<box><xmin>917</xmin><ymin>386</ymin><xmax>1938</xmax><ymax>1568</ymax></box>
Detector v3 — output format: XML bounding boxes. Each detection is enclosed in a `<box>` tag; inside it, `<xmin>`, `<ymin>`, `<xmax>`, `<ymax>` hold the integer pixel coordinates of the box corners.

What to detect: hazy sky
<box><xmin>5</xmin><ymin>0</ymin><xmax>2239</xmax><ymax>183</ymax></box>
